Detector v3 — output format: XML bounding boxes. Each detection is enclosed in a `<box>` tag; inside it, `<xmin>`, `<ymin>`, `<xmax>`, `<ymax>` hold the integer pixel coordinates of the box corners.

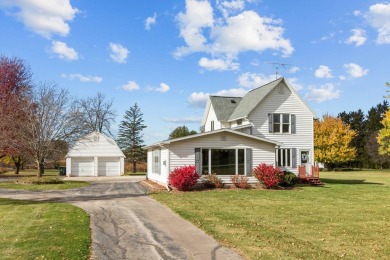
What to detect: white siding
<box><xmin>204</xmin><ymin>104</ymin><xmax>223</xmax><ymax>132</ymax></box>
<box><xmin>248</xmin><ymin>82</ymin><xmax>314</xmax><ymax>173</ymax></box>
<box><xmin>147</xmin><ymin>148</ymin><xmax>169</xmax><ymax>185</ymax></box>
<box><xmin>67</xmin><ymin>132</ymin><xmax>125</xmax><ymax>158</ymax></box>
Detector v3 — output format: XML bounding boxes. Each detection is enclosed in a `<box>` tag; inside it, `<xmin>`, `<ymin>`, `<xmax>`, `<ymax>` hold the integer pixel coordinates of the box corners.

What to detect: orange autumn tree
<box><xmin>314</xmin><ymin>115</ymin><xmax>357</xmax><ymax>168</ymax></box>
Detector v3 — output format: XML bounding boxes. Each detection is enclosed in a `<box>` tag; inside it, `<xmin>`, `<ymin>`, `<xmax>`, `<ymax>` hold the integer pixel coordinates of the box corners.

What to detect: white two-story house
<box><xmin>144</xmin><ymin>77</ymin><xmax>317</xmax><ymax>185</ymax></box>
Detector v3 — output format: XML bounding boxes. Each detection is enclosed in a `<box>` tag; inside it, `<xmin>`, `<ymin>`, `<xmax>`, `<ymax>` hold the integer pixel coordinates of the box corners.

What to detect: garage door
<box><xmin>98</xmin><ymin>157</ymin><xmax>120</xmax><ymax>176</ymax></box>
<box><xmin>71</xmin><ymin>157</ymin><xmax>94</xmax><ymax>176</ymax></box>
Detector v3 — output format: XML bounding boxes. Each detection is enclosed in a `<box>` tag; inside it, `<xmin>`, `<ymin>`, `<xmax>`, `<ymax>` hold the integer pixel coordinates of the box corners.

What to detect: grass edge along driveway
<box><xmin>0</xmin><ymin>198</ymin><xmax>91</xmax><ymax>260</ymax></box>
<box><xmin>152</xmin><ymin>171</ymin><xmax>390</xmax><ymax>259</ymax></box>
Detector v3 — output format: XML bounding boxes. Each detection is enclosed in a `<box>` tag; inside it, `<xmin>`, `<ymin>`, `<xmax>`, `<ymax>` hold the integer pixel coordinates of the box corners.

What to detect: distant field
<box><xmin>152</xmin><ymin>171</ymin><xmax>390</xmax><ymax>259</ymax></box>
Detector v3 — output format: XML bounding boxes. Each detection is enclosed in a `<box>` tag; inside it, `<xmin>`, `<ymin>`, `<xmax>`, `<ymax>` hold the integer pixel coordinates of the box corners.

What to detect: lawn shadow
<box><xmin>320</xmin><ymin>178</ymin><xmax>384</xmax><ymax>185</ymax></box>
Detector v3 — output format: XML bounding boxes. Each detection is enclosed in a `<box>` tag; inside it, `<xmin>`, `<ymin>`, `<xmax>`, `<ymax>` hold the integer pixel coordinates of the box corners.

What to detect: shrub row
<box><xmin>15</xmin><ymin>177</ymin><xmax>64</xmax><ymax>185</ymax></box>
<box><xmin>168</xmin><ymin>164</ymin><xmax>298</xmax><ymax>191</ymax></box>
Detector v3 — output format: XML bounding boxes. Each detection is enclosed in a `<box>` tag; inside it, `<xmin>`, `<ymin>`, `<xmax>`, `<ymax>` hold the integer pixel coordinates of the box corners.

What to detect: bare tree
<box><xmin>78</xmin><ymin>92</ymin><xmax>116</xmax><ymax>136</ymax></box>
<box><xmin>21</xmin><ymin>82</ymin><xmax>82</xmax><ymax>177</ymax></box>
<box><xmin>0</xmin><ymin>56</ymin><xmax>33</xmax><ymax>156</ymax></box>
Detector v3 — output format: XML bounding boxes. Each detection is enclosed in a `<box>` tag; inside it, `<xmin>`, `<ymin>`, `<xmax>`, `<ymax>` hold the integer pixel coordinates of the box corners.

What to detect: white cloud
<box><xmin>286</xmin><ymin>77</ymin><xmax>303</xmax><ymax>91</ymax></box>
<box><xmin>145</xmin><ymin>12</ymin><xmax>157</xmax><ymax>30</ymax></box>
<box><xmin>366</xmin><ymin>3</ymin><xmax>390</xmax><ymax>44</ymax></box>
<box><xmin>146</xmin><ymin>83</ymin><xmax>171</xmax><ymax>93</ymax></box>
<box><xmin>345</xmin><ymin>28</ymin><xmax>367</xmax><ymax>46</ymax></box>
<box><xmin>109</xmin><ymin>42</ymin><xmax>129</xmax><ymax>63</ymax></box>
<box><xmin>198</xmin><ymin>57</ymin><xmax>239</xmax><ymax>71</ymax></box>
<box><xmin>61</xmin><ymin>73</ymin><xmax>102</xmax><ymax>83</ymax></box>
<box><xmin>188</xmin><ymin>87</ymin><xmax>247</xmax><ymax>107</ymax></box>
<box><xmin>305</xmin><ymin>84</ymin><xmax>340</xmax><ymax>103</ymax></box>
<box><xmin>188</xmin><ymin>91</ymin><xmax>210</xmax><ymax>107</ymax></box>
<box><xmin>156</xmin><ymin>83</ymin><xmax>170</xmax><ymax>93</ymax></box>
<box><xmin>0</xmin><ymin>0</ymin><xmax>78</xmax><ymax>38</ymax></box>
<box><xmin>122</xmin><ymin>81</ymin><xmax>140</xmax><ymax>91</ymax></box>
<box><xmin>175</xmin><ymin>0</ymin><xmax>214</xmax><ymax>57</ymax></box>
<box><xmin>314</xmin><ymin>65</ymin><xmax>333</xmax><ymax>79</ymax></box>
<box><xmin>50</xmin><ymin>41</ymin><xmax>78</xmax><ymax>61</ymax></box>
<box><xmin>162</xmin><ymin>116</ymin><xmax>202</xmax><ymax>123</ymax></box>
<box><xmin>175</xmin><ymin>0</ymin><xmax>293</xmax><ymax>62</ymax></box>
<box><xmin>211</xmin><ymin>11</ymin><xmax>293</xmax><ymax>57</ymax></box>
<box><xmin>288</xmin><ymin>66</ymin><xmax>300</xmax><ymax>74</ymax></box>
<box><xmin>238</xmin><ymin>73</ymin><xmax>276</xmax><ymax>88</ymax></box>
<box><xmin>353</xmin><ymin>10</ymin><xmax>361</xmax><ymax>16</ymax></box>
<box><xmin>344</xmin><ymin>63</ymin><xmax>368</xmax><ymax>78</ymax></box>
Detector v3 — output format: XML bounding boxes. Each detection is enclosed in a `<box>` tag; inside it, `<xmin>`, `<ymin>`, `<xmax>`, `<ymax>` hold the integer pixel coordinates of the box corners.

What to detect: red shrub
<box><xmin>253</xmin><ymin>163</ymin><xmax>283</xmax><ymax>189</ymax></box>
<box><xmin>168</xmin><ymin>165</ymin><xmax>199</xmax><ymax>191</ymax></box>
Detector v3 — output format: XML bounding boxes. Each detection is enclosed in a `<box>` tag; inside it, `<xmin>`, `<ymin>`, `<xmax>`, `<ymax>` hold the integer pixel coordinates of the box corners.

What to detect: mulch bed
<box><xmin>139</xmin><ymin>179</ymin><xmax>167</xmax><ymax>192</ymax></box>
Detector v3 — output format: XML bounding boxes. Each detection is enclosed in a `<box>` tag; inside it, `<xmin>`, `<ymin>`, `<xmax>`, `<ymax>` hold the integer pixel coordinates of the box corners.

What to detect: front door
<box><xmin>300</xmin><ymin>151</ymin><xmax>310</xmax><ymax>175</ymax></box>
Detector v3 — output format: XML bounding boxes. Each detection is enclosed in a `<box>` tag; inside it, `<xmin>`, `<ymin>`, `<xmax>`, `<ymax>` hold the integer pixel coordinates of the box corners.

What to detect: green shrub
<box><xmin>15</xmin><ymin>177</ymin><xmax>64</xmax><ymax>185</ymax></box>
<box><xmin>280</xmin><ymin>171</ymin><xmax>297</xmax><ymax>187</ymax></box>
<box><xmin>203</xmin><ymin>173</ymin><xmax>224</xmax><ymax>189</ymax></box>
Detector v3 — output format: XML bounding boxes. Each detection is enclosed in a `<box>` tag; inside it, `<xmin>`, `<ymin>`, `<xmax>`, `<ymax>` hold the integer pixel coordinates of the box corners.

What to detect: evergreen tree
<box><xmin>338</xmin><ymin>109</ymin><xmax>366</xmax><ymax>168</ymax></box>
<box><xmin>169</xmin><ymin>125</ymin><xmax>197</xmax><ymax>139</ymax></box>
<box><xmin>117</xmin><ymin>103</ymin><xmax>147</xmax><ymax>173</ymax></box>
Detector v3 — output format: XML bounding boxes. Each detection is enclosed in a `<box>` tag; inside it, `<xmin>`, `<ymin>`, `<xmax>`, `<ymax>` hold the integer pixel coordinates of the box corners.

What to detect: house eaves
<box><xmin>143</xmin><ymin>128</ymin><xmax>282</xmax><ymax>149</ymax></box>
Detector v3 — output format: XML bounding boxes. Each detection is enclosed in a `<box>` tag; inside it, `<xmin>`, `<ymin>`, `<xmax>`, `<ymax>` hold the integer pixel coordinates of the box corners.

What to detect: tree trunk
<box><xmin>12</xmin><ymin>156</ymin><xmax>22</xmax><ymax>175</ymax></box>
<box><xmin>132</xmin><ymin>160</ymin><xmax>137</xmax><ymax>173</ymax></box>
<box><xmin>37</xmin><ymin>159</ymin><xmax>45</xmax><ymax>177</ymax></box>
<box><xmin>14</xmin><ymin>160</ymin><xmax>21</xmax><ymax>175</ymax></box>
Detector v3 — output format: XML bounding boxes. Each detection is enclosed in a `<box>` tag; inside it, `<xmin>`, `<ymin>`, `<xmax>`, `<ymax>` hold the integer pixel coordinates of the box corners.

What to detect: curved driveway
<box><xmin>0</xmin><ymin>177</ymin><xmax>242</xmax><ymax>260</ymax></box>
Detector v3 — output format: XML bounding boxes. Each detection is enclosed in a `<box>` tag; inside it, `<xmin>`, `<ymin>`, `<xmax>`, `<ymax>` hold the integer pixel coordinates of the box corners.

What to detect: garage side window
<box><xmin>152</xmin><ymin>150</ymin><xmax>161</xmax><ymax>174</ymax></box>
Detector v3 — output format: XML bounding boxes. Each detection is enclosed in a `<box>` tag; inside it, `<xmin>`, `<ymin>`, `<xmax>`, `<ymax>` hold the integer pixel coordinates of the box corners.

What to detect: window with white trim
<box><xmin>276</xmin><ymin>148</ymin><xmax>291</xmax><ymax>167</ymax></box>
<box><xmin>152</xmin><ymin>150</ymin><xmax>161</xmax><ymax>174</ymax></box>
<box><xmin>211</xmin><ymin>120</ymin><xmax>215</xmax><ymax>131</ymax></box>
<box><xmin>269</xmin><ymin>113</ymin><xmax>296</xmax><ymax>134</ymax></box>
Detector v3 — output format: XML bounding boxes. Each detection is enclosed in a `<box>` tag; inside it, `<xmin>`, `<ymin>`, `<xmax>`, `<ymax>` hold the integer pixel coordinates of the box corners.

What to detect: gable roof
<box><xmin>143</xmin><ymin>128</ymin><xmax>282</xmax><ymax>149</ymax></box>
<box><xmin>228</xmin><ymin>77</ymin><xmax>284</xmax><ymax>121</ymax></box>
<box><xmin>66</xmin><ymin>132</ymin><xmax>125</xmax><ymax>158</ymax></box>
<box><xmin>209</xmin><ymin>96</ymin><xmax>242</xmax><ymax>122</ymax></box>
<box><xmin>228</xmin><ymin>77</ymin><xmax>317</xmax><ymax>121</ymax></box>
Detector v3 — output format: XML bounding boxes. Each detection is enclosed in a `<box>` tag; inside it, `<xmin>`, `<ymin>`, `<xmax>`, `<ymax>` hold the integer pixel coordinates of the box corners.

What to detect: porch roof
<box><xmin>143</xmin><ymin>129</ymin><xmax>282</xmax><ymax>149</ymax></box>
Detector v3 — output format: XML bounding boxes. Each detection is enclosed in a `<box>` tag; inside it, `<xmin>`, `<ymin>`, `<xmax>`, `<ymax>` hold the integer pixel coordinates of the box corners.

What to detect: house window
<box><xmin>276</xmin><ymin>148</ymin><xmax>291</xmax><ymax>167</ymax></box>
<box><xmin>201</xmin><ymin>149</ymin><xmax>245</xmax><ymax>175</ymax></box>
<box><xmin>152</xmin><ymin>150</ymin><xmax>161</xmax><ymax>174</ymax></box>
<box><xmin>270</xmin><ymin>113</ymin><xmax>292</xmax><ymax>133</ymax></box>
<box><xmin>211</xmin><ymin>120</ymin><xmax>215</xmax><ymax>131</ymax></box>
<box><xmin>237</xmin><ymin>119</ymin><xmax>242</xmax><ymax>125</ymax></box>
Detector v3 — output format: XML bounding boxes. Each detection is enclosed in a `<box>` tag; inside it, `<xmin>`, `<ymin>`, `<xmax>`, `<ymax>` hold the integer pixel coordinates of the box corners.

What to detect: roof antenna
<box><xmin>266</xmin><ymin>62</ymin><xmax>293</xmax><ymax>79</ymax></box>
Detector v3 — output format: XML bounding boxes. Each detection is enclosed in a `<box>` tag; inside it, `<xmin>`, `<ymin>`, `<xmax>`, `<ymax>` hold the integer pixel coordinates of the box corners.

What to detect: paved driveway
<box><xmin>0</xmin><ymin>176</ymin><xmax>242</xmax><ymax>260</ymax></box>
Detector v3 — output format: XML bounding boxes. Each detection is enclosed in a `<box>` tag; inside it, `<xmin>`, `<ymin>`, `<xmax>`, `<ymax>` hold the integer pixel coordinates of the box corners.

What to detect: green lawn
<box><xmin>151</xmin><ymin>171</ymin><xmax>390</xmax><ymax>259</ymax></box>
<box><xmin>0</xmin><ymin>169</ymin><xmax>89</xmax><ymax>190</ymax></box>
<box><xmin>0</xmin><ymin>181</ymin><xmax>89</xmax><ymax>190</ymax></box>
<box><xmin>0</xmin><ymin>198</ymin><xmax>90</xmax><ymax>260</ymax></box>
<box><xmin>0</xmin><ymin>168</ymin><xmax>60</xmax><ymax>176</ymax></box>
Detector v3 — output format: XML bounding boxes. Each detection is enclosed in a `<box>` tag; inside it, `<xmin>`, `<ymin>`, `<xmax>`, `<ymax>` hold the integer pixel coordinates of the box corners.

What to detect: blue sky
<box><xmin>1</xmin><ymin>0</ymin><xmax>389</xmax><ymax>144</ymax></box>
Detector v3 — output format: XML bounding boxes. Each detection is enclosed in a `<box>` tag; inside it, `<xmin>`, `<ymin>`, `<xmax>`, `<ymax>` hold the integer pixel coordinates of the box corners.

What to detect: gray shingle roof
<box><xmin>209</xmin><ymin>96</ymin><xmax>242</xmax><ymax>121</ymax></box>
<box><xmin>228</xmin><ymin>77</ymin><xmax>284</xmax><ymax>121</ymax></box>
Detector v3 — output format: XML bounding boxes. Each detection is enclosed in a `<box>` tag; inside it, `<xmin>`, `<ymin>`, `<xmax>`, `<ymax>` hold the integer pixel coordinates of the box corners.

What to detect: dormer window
<box><xmin>237</xmin><ymin>119</ymin><xmax>242</xmax><ymax>125</ymax></box>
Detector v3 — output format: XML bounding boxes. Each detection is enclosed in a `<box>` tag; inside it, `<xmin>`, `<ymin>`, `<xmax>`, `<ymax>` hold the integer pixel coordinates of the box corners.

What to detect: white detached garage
<box><xmin>66</xmin><ymin>132</ymin><xmax>125</xmax><ymax>177</ymax></box>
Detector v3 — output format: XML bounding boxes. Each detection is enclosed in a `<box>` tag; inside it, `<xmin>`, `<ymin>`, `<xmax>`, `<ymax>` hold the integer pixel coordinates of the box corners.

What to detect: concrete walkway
<box><xmin>0</xmin><ymin>176</ymin><xmax>242</xmax><ymax>260</ymax></box>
